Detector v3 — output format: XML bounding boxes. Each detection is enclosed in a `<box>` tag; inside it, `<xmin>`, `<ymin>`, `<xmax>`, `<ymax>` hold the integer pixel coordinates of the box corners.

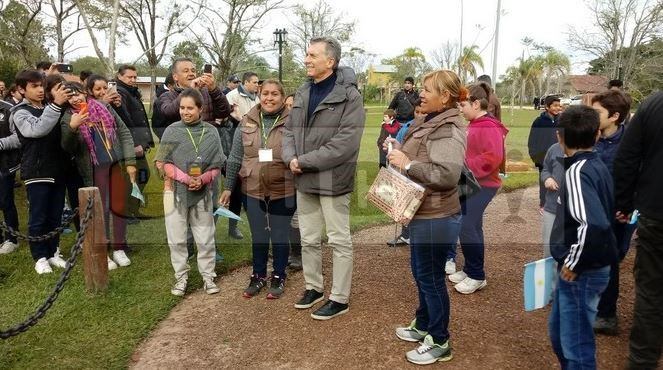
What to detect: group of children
<box><xmin>536</xmin><ymin>88</ymin><xmax>636</xmax><ymax>368</ymax></box>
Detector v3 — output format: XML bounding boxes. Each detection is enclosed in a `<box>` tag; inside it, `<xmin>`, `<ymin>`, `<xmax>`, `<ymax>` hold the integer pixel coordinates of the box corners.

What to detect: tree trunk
<box><xmin>107</xmin><ymin>0</ymin><xmax>120</xmax><ymax>75</ymax></box>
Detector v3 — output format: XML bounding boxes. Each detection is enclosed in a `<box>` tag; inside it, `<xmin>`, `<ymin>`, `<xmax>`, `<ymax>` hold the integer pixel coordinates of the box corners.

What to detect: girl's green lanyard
<box><xmin>185</xmin><ymin>126</ymin><xmax>206</xmax><ymax>176</ymax></box>
<box><xmin>258</xmin><ymin>112</ymin><xmax>280</xmax><ymax>162</ymax></box>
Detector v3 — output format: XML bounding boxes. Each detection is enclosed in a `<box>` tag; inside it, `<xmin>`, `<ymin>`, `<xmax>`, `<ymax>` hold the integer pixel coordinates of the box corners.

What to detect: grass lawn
<box><xmin>0</xmin><ymin>106</ymin><xmax>539</xmax><ymax>368</ymax></box>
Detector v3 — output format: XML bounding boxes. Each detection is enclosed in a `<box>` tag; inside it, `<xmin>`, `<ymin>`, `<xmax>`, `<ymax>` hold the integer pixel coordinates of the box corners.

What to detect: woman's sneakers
<box><xmin>171</xmin><ymin>276</ymin><xmax>188</xmax><ymax>296</ymax></box>
<box><xmin>396</xmin><ymin>319</ymin><xmax>428</xmax><ymax>342</ymax></box>
<box><xmin>448</xmin><ymin>271</ymin><xmax>467</xmax><ymax>284</ymax></box>
<box><xmin>112</xmin><ymin>250</ymin><xmax>131</xmax><ymax>267</ymax></box>
<box><xmin>0</xmin><ymin>240</ymin><xmax>18</xmax><ymax>254</ymax></box>
<box><xmin>108</xmin><ymin>257</ymin><xmax>118</xmax><ymax>270</ymax></box>
<box><xmin>203</xmin><ymin>278</ymin><xmax>220</xmax><ymax>294</ymax></box>
<box><xmin>243</xmin><ymin>274</ymin><xmax>267</xmax><ymax>298</ymax></box>
<box><xmin>405</xmin><ymin>335</ymin><xmax>453</xmax><ymax>365</ymax></box>
<box><xmin>267</xmin><ymin>275</ymin><xmax>285</xmax><ymax>299</ymax></box>
<box><xmin>445</xmin><ymin>259</ymin><xmax>456</xmax><ymax>275</ymax></box>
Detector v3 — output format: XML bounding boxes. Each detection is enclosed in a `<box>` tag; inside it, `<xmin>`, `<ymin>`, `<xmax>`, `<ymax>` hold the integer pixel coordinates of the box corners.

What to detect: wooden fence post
<box><xmin>78</xmin><ymin>187</ymin><xmax>108</xmax><ymax>293</ymax></box>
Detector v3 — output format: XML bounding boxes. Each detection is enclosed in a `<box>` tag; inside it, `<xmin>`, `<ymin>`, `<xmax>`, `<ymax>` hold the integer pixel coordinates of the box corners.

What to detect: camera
<box><xmin>56</xmin><ymin>63</ymin><xmax>73</xmax><ymax>73</ymax></box>
<box><xmin>203</xmin><ymin>64</ymin><xmax>212</xmax><ymax>74</ymax></box>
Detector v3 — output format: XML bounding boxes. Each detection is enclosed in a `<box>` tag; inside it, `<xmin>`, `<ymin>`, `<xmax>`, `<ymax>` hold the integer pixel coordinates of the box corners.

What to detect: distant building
<box><xmin>366</xmin><ymin>64</ymin><xmax>399</xmax><ymax>102</ymax></box>
<box><xmin>564</xmin><ymin>74</ymin><xmax>609</xmax><ymax>106</ymax></box>
<box><xmin>136</xmin><ymin>76</ymin><xmax>166</xmax><ymax>101</ymax></box>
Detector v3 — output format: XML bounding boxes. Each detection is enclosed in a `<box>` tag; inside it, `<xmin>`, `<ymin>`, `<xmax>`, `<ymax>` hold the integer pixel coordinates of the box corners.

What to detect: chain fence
<box><xmin>0</xmin><ymin>196</ymin><xmax>94</xmax><ymax>340</ymax></box>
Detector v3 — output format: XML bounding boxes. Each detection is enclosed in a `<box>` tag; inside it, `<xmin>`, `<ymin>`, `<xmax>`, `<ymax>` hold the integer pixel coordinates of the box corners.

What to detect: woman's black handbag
<box><xmin>458</xmin><ymin>164</ymin><xmax>481</xmax><ymax>201</ymax></box>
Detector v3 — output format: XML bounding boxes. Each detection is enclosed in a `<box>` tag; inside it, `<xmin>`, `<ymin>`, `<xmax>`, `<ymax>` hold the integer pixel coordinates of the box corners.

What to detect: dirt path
<box><xmin>130</xmin><ymin>186</ymin><xmax>635</xmax><ymax>369</ymax></box>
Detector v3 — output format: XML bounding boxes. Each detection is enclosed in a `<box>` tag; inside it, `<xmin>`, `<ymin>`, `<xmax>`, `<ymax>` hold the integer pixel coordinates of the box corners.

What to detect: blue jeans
<box><xmin>25</xmin><ymin>182</ymin><xmax>66</xmax><ymax>261</ymax></box>
<box><xmin>549</xmin><ymin>265</ymin><xmax>610</xmax><ymax>370</ymax></box>
<box><xmin>409</xmin><ymin>214</ymin><xmax>462</xmax><ymax>344</ymax></box>
<box><xmin>0</xmin><ymin>172</ymin><xmax>19</xmax><ymax>243</ymax></box>
<box><xmin>242</xmin><ymin>195</ymin><xmax>296</xmax><ymax>278</ymax></box>
<box><xmin>448</xmin><ymin>187</ymin><xmax>498</xmax><ymax>280</ymax></box>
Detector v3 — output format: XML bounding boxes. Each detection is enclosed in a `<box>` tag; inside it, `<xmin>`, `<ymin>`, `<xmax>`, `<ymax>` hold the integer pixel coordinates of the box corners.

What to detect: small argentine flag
<box><xmin>524</xmin><ymin>257</ymin><xmax>556</xmax><ymax>311</ymax></box>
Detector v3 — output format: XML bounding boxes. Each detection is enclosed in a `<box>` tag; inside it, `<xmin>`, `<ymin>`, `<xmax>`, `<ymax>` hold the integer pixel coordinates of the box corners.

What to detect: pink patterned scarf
<box><xmin>75</xmin><ymin>98</ymin><xmax>117</xmax><ymax>165</ymax></box>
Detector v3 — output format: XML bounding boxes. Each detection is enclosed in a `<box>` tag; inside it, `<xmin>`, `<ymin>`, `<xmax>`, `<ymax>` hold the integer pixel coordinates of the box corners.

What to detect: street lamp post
<box><xmin>273</xmin><ymin>28</ymin><xmax>288</xmax><ymax>82</ymax></box>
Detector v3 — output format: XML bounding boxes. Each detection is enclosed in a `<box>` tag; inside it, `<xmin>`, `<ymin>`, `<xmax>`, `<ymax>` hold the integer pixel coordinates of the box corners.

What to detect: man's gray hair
<box><xmin>310</xmin><ymin>36</ymin><xmax>342</xmax><ymax>69</ymax></box>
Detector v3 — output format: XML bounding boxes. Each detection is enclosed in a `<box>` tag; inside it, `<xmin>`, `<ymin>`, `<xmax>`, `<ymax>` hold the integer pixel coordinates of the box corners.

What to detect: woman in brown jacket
<box><xmin>383</xmin><ymin>70</ymin><xmax>467</xmax><ymax>365</ymax></box>
<box><xmin>220</xmin><ymin>79</ymin><xmax>295</xmax><ymax>299</ymax></box>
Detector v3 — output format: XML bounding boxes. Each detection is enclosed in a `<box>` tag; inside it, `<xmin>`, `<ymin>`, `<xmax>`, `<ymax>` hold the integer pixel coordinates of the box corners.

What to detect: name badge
<box><xmin>259</xmin><ymin>149</ymin><xmax>273</xmax><ymax>162</ymax></box>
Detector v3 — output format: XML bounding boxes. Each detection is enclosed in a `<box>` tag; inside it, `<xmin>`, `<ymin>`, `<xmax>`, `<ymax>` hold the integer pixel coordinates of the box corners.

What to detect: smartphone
<box><xmin>56</xmin><ymin>63</ymin><xmax>73</xmax><ymax>73</ymax></box>
<box><xmin>107</xmin><ymin>81</ymin><xmax>117</xmax><ymax>94</ymax></box>
<box><xmin>203</xmin><ymin>64</ymin><xmax>212</xmax><ymax>74</ymax></box>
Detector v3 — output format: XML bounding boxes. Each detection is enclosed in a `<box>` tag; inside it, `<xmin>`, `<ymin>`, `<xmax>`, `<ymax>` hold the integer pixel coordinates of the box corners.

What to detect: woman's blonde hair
<box><xmin>422</xmin><ymin>69</ymin><xmax>468</xmax><ymax>108</ymax></box>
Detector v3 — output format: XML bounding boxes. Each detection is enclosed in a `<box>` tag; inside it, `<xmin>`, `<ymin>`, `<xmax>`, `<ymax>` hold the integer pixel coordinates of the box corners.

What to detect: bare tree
<box><xmin>568</xmin><ymin>0</ymin><xmax>663</xmax><ymax>85</ymax></box>
<box><xmin>289</xmin><ymin>0</ymin><xmax>355</xmax><ymax>62</ymax></box>
<box><xmin>120</xmin><ymin>0</ymin><xmax>203</xmax><ymax>103</ymax></box>
<box><xmin>43</xmin><ymin>0</ymin><xmax>85</xmax><ymax>61</ymax></box>
<box><xmin>190</xmin><ymin>0</ymin><xmax>284</xmax><ymax>80</ymax></box>
<box><xmin>73</xmin><ymin>0</ymin><xmax>116</xmax><ymax>73</ymax></box>
<box><xmin>430</xmin><ymin>41</ymin><xmax>459</xmax><ymax>70</ymax></box>
<box><xmin>342</xmin><ymin>46</ymin><xmax>374</xmax><ymax>83</ymax></box>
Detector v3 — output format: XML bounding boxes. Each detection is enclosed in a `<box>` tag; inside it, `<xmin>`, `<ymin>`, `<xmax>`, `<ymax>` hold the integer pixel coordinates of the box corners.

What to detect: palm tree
<box><xmin>505</xmin><ymin>56</ymin><xmax>544</xmax><ymax>107</ymax></box>
<box><xmin>457</xmin><ymin>45</ymin><xmax>484</xmax><ymax>82</ymax></box>
<box><xmin>542</xmin><ymin>49</ymin><xmax>570</xmax><ymax>94</ymax></box>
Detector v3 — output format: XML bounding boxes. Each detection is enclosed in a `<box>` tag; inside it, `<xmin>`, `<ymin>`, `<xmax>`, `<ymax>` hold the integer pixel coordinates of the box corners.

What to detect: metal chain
<box><xmin>0</xmin><ymin>207</ymin><xmax>79</xmax><ymax>242</ymax></box>
<box><xmin>0</xmin><ymin>198</ymin><xmax>93</xmax><ymax>340</ymax></box>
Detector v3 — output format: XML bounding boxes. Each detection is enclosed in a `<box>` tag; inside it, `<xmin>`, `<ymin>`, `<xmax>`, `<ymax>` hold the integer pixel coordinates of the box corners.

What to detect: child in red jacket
<box><xmin>377</xmin><ymin>109</ymin><xmax>401</xmax><ymax>168</ymax></box>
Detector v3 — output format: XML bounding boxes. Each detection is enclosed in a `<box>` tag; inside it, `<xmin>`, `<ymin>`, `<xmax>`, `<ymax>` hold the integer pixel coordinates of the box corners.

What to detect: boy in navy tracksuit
<box><xmin>590</xmin><ymin>89</ymin><xmax>636</xmax><ymax>335</ymax></box>
<box><xmin>548</xmin><ymin>105</ymin><xmax>618</xmax><ymax>369</ymax></box>
<box><xmin>528</xmin><ymin>95</ymin><xmax>562</xmax><ymax>210</ymax></box>
<box><xmin>10</xmin><ymin>70</ymin><xmax>72</xmax><ymax>274</ymax></box>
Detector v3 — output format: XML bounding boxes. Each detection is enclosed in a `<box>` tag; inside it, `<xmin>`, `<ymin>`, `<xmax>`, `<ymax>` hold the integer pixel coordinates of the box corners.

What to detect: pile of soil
<box><xmin>130</xmin><ymin>187</ymin><xmax>635</xmax><ymax>369</ymax></box>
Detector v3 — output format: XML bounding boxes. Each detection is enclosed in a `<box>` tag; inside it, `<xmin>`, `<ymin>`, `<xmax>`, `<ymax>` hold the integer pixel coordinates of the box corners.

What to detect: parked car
<box><xmin>570</xmin><ymin>95</ymin><xmax>583</xmax><ymax>105</ymax></box>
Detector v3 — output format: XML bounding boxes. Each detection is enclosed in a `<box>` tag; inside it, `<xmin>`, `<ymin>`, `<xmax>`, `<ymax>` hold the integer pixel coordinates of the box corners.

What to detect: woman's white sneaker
<box><xmin>396</xmin><ymin>319</ymin><xmax>428</xmax><ymax>342</ymax></box>
<box><xmin>454</xmin><ymin>277</ymin><xmax>487</xmax><ymax>294</ymax></box>
<box><xmin>112</xmin><ymin>250</ymin><xmax>131</xmax><ymax>267</ymax></box>
<box><xmin>35</xmin><ymin>258</ymin><xmax>53</xmax><ymax>274</ymax></box>
<box><xmin>0</xmin><ymin>241</ymin><xmax>19</xmax><ymax>254</ymax></box>
<box><xmin>448</xmin><ymin>271</ymin><xmax>467</xmax><ymax>284</ymax></box>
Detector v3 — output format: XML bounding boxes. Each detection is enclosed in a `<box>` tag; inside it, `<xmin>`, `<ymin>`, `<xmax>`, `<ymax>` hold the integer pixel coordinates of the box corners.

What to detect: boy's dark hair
<box><xmin>85</xmin><ymin>74</ymin><xmax>108</xmax><ymax>94</ymax></box>
<box><xmin>44</xmin><ymin>74</ymin><xmax>66</xmax><ymax>103</ymax></box>
<box><xmin>383</xmin><ymin>109</ymin><xmax>396</xmax><ymax>117</ymax></box>
<box><xmin>477</xmin><ymin>74</ymin><xmax>493</xmax><ymax>87</ymax></box>
<box><xmin>591</xmin><ymin>89</ymin><xmax>631</xmax><ymax>124</ymax></box>
<box><xmin>242</xmin><ymin>72</ymin><xmax>258</xmax><ymax>83</ymax></box>
<box><xmin>15</xmin><ymin>69</ymin><xmax>44</xmax><ymax>89</ymax></box>
<box><xmin>180</xmin><ymin>88</ymin><xmax>203</xmax><ymax>109</ymax></box>
<box><xmin>558</xmin><ymin>105</ymin><xmax>600</xmax><ymax>149</ymax></box>
<box><xmin>468</xmin><ymin>82</ymin><xmax>492</xmax><ymax>110</ymax></box>
<box><xmin>79</xmin><ymin>70</ymin><xmax>93</xmax><ymax>82</ymax></box>
<box><xmin>117</xmin><ymin>64</ymin><xmax>137</xmax><ymax>75</ymax></box>
<box><xmin>608</xmin><ymin>79</ymin><xmax>623</xmax><ymax>89</ymax></box>
<box><xmin>404</xmin><ymin>76</ymin><xmax>415</xmax><ymax>84</ymax></box>
<box><xmin>5</xmin><ymin>84</ymin><xmax>18</xmax><ymax>99</ymax></box>
<box><xmin>36</xmin><ymin>61</ymin><xmax>52</xmax><ymax>71</ymax></box>
<box><xmin>545</xmin><ymin>95</ymin><xmax>560</xmax><ymax>108</ymax></box>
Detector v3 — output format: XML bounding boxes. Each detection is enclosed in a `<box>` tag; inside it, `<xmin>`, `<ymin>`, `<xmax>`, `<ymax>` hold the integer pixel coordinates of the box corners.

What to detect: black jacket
<box><xmin>388</xmin><ymin>89</ymin><xmax>418</xmax><ymax>122</ymax></box>
<box><xmin>115</xmin><ymin>79</ymin><xmax>154</xmax><ymax>150</ymax></box>
<box><xmin>550</xmin><ymin>151</ymin><xmax>618</xmax><ymax>274</ymax></box>
<box><xmin>527</xmin><ymin>112</ymin><xmax>558</xmax><ymax>167</ymax></box>
<box><xmin>0</xmin><ymin>100</ymin><xmax>20</xmax><ymax>175</ymax></box>
<box><xmin>11</xmin><ymin>103</ymin><xmax>69</xmax><ymax>183</ymax></box>
<box><xmin>614</xmin><ymin>91</ymin><xmax>663</xmax><ymax>222</ymax></box>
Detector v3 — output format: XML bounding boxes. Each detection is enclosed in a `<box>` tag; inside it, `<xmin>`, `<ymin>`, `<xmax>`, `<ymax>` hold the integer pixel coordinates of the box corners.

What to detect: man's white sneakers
<box><xmin>35</xmin><ymin>258</ymin><xmax>53</xmax><ymax>274</ymax></box>
<box><xmin>112</xmin><ymin>250</ymin><xmax>131</xmax><ymax>267</ymax></box>
<box><xmin>0</xmin><ymin>241</ymin><xmax>19</xmax><ymax>254</ymax></box>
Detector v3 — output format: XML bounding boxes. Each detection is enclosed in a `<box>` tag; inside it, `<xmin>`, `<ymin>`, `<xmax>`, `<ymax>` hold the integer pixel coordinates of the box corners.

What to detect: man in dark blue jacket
<box><xmin>548</xmin><ymin>105</ymin><xmax>617</xmax><ymax>370</ymax></box>
<box><xmin>614</xmin><ymin>91</ymin><xmax>663</xmax><ymax>370</ymax></box>
<box><xmin>528</xmin><ymin>95</ymin><xmax>561</xmax><ymax>210</ymax></box>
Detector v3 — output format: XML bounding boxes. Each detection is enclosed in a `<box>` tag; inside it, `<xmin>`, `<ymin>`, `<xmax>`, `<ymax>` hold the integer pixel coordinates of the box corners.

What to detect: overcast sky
<box><xmin>88</xmin><ymin>0</ymin><xmax>595</xmax><ymax>81</ymax></box>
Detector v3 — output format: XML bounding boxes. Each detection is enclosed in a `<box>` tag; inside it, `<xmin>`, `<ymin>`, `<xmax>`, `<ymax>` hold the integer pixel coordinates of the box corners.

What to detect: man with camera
<box><xmin>152</xmin><ymin>58</ymin><xmax>230</xmax><ymax>139</ymax></box>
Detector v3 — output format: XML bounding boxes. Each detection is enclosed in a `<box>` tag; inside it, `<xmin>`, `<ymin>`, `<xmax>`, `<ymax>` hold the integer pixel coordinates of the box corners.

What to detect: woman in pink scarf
<box><xmin>60</xmin><ymin>79</ymin><xmax>136</xmax><ymax>270</ymax></box>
